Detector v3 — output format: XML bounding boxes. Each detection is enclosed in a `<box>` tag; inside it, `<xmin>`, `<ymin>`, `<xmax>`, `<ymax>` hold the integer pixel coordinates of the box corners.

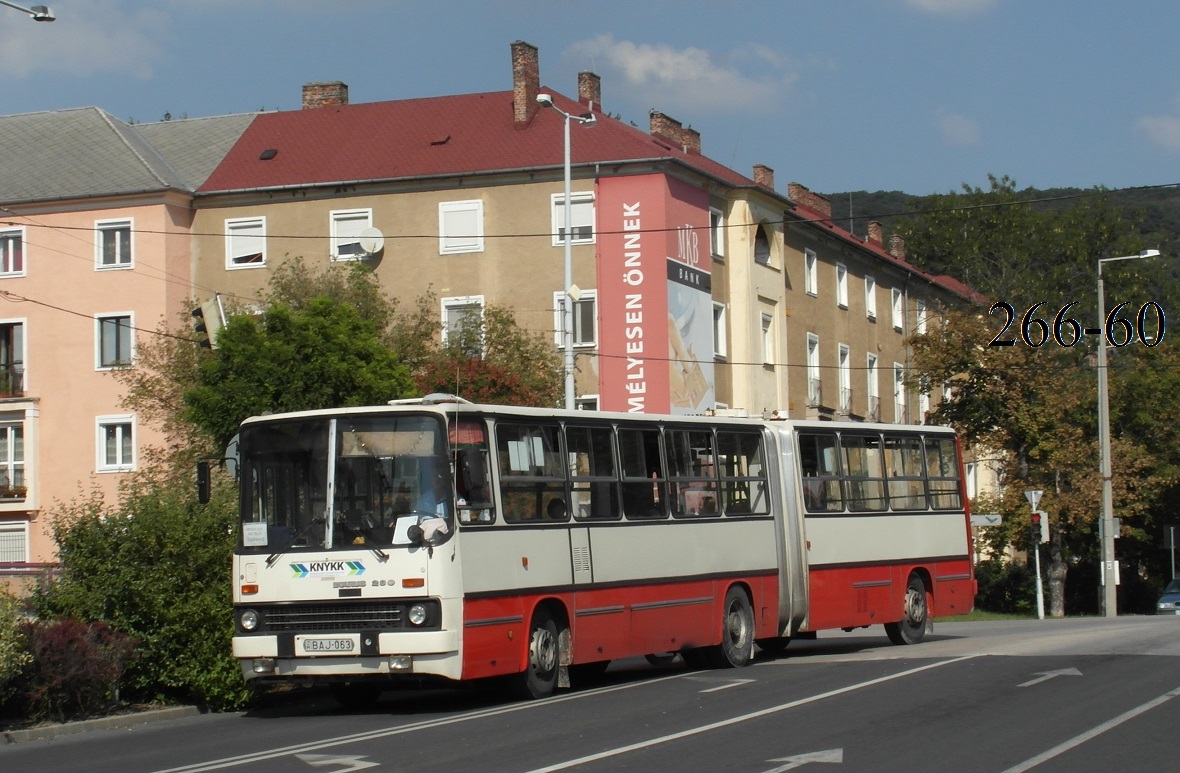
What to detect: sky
<box><xmin>2</xmin><ymin>0</ymin><xmax>1179</xmax><ymax>197</ymax></box>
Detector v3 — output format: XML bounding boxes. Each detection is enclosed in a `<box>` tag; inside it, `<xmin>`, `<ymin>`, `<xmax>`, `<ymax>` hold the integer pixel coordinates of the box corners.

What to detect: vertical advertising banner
<box><xmin>598</xmin><ymin>175</ymin><xmax>712</xmax><ymax>414</ymax></box>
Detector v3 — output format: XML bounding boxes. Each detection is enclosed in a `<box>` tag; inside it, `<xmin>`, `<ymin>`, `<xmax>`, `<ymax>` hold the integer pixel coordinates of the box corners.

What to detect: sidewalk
<box><xmin>3</xmin><ymin>705</ymin><xmax>201</xmax><ymax>744</ymax></box>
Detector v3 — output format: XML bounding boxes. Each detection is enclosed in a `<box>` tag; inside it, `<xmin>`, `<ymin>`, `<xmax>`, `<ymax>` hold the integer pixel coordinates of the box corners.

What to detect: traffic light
<box><xmin>191</xmin><ymin>295</ymin><xmax>224</xmax><ymax>349</ymax></box>
<box><xmin>1031</xmin><ymin>510</ymin><xmax>1049</xmax><ymax>544</ymax></box>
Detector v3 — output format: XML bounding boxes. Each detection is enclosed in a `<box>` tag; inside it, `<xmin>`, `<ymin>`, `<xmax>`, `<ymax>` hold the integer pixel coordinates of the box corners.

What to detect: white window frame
<box><xmin>891</xmin><ymin>288</ymin><xmax>904</xmax><ymax>331</ymax></box>
<box><xmin>439</xmin><ymin>199</ymin><xmax>485</xmax><ymax>255</ymax></box>
<box><xmin>96</xmin><ymin>414</ymin><xmax>136</xmax><ymax>473</ymax></box>
<box><xmin>965</xmin><ymin>462</ymin><xmax>978</xmax><ymax>500</ymax></box>
<box><xmin>225</xmin><ymin>216</ymin><xmax>267</xmax><ymax>269</ymax></box>
<box><xmin>838</xmin><ymin>343</ymin><xmax>851</xmax><ymax>413</ymax></box>
<box><xmin>919</xmin><ymin>376</ymin><xmax>931</xmax><ymax>421</ymax></box>
<box><xmin>95</xmin><ymin>218</ymin><xmax>133</xmax><ymax>270</ymax></box>
<box><xmin>804</xmin><ymin>248</ymin><xmax>817</xmax><ymax>296</ymax></box>
<box><xmin>95</xmin><ymin>312</ymin><xmax>134</xmax><ymax>370</ymax></box>
<box><xmin>865</xmin><ymin>275</ymin><xmax>877</xmax><ymax>320</ymax></box>
<box><xmin>916</xmin><ymin>298</ymin><xmax>928</xmax><ymax>335</ymax></box>
<box><xmin>709</xmin><ymin>207</ymin><xmax>725</xmax><ymax>259</ymax></box>
<box><xmin>0</xmin><ymin>521</ymin><xmax>28</xmax><ymax>563</ymax></box>
<box><xmin>893</xmin><ymin>362</ymin><xmax>906</xmax><ymax>423</ymax></box>
<box><xmin>0</xmin><ymin>420</ymin><xmax>25</xmax><ymax>496</ymax></box>
<box><xmin>867</xmin><ymin>353</ymin><xmax>879</xmax><ymax>419</ymax></box>
<box><xmin>441</xmin><ymin>295</ymin><xmax>485</xmax><ymax>348</ymax></box>
<box><xmin>550</xmin><ymin>192</ymin><xmax>595</xmax><ymax>246</ymax></box>
<box><xmin>836</xmin><ymin>263</ymin><xmax>848</xmax><ymax>309</ymax></box>
<box><xmin>0</xmin><ymin>227</ymin><xmax>26</xmax><ymax>278</ymax></box>
<box><xmin>552</xmin><ymin>289</ymin><xmax>598</xmax><ymax>348</ymax></box>
<box><xmin>712</xmin><ymin>301</ymin><xmax>728</xmax><ymax>360</ymax></box>
<box><xmin>806</xmin><ymin>332</ymin><xmax>820</xmax><ymax>383</ymax></box>
<box><xmin>575</xmin><ymin>395</ymin><xmax>599</xmax><ymax>411</ymax></box>
<box><xmin>761</xmin><ymin>313</ymin><xmax>775</xmax><ymax>365</ymax></box>
<box><xmin>330</xmin><ymin>208</ymin><xmax>373</xmax><ymax>261</ymax></box>
<box><xmin>0</xmin><ymin>318</ymin><xmax>26</xmax><ymax>396</ymax></box>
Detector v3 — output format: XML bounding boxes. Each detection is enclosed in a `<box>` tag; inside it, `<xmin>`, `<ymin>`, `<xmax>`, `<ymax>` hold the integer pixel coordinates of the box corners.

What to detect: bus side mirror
<box><xmin>197</xmin><ymin>461</ymin><xmax>211</xmax><ymax>504</ymax></box>
<box><xmin>457</xmin><ymin>449</ymin><xmax>490</xmax><ymax>506</ymax></box>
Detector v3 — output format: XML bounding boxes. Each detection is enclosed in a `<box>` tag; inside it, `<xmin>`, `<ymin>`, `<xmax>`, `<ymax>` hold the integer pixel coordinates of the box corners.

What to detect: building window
<box><xmin>709</xmin><ymin>207</ymin><xmax>725</xmax><ymax>259</ymax></box>
<box><xmin>965</xmin><ymin>462</ymin><xmax>978</xmax><ymax>500</ymax></box>
<box><xmin>838</xmin><ymin>344</ymin><xmax>851</xmax><ymax>414</ymax></box>
<box><xmin>553</xmin><ymin>290</ymin><xmax>597</xmax><ymax>347</ymax></box>
<box><xmin>893</xmin><ymin>363</ymin><xmax>906</xmax><ymax>423</ymax></box>
<box><xmin>865</xmin><ymin>275</ymin><xmax>877</xmax><ymax>320</ymax></box>
<box><xmin>866</xmin><ymin>353</ymin><xmax>879</xmax><ymax>421</ymax></box>
<box><xmin>754</xmin><ymin>226</ymin><xmax>772</xmax><ymax>266</ymax></box>
<box><xmin>96</xmin><ymin>314</ymin><xmax>133</xmax><ymax>369</ymax></box>
<box><xmin>439</xmin><ymin>199</ymin><xmax>484</xmax><ymax>255</ymax></box>
<box><xmin>97</xmin><ymin>415</ymin><xmax>135</xmax><ymax>472</ymax></box>
<box><xmin>330</xmin><ymin>209</ymin><xmax>373</xmax><ymax>261</ymax></box>
<box><xmin>919</xmin><ymin>376</ymin><xmax>931</xmax><ymax>422</ymax></box>
<box><xmin>442</xmin><ymin>296</ymin><xmax>485</xmax><ymax>354</ymax></box>
<box><xmin>0</xmin><ymin>521</ymin><xmax>27</xmax><ymax>562</ymax></box>
<box><xmin>804</xmin><ymin>248</ymin><xmax>817</xmax><ymax>295</ymax></box>
<box><xmin>712</xmin><ymin>302</ymin><xmax>728</xmax><ymax>360</ymax></box>
<box><xmin>891</xmin><ymin>288</ymin><xmax>904</xmax><ymax>331</ymax></box>
<box><xmin>0</xmin><ymin>422</ymin><xmax>25</xmax><ymax>497</ymax></box>
<box><xmin>836</xmin><ymin>263</ymin><xmax>848</xmax><ymax>309</ymax></box>
<box><xmin>916</xmin><ymin>298</ymin><xmax>928</xmax><ymax>335</ymax></box>
<box><xmin>0</xmin><ymin>321</ymin><xmax>24</xmax><ymax>397</ymax></box>
<box><xmin>761</xmin><ymin>313</ymin><xmax>774</xmax><ymax>364</ymax></box>
<box><xmin>226</xmin><ymin>217</ymin><xmax>266</xmax><ymax>268</ymax></box>
<box><xmin>96</xmin><ymin>219</ymin><xmax>132</xmax><ymax>269</ymax></box>
<box><xmin>551</xmin><ymin>192</ymin><xmax>595</xmax><ymax>245</ymax></box>
<box><xmin>0</xmin><ymin>228</ymin><xmax>25</xmax><ymax>277</ymax></box>
<box><xmin>575</xmin><ymin>395</ymin><xmax>599</xmax><ymax>411</ymax></box>
<box><xmin>806</xmin><ymin>333</ymin><xmax>820</xmax><ymax>406</ymax></box>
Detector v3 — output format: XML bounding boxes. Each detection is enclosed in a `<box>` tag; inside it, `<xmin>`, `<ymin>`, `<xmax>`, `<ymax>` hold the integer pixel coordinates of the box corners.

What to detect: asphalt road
<box><xmin>4</xmin><ymin>617</ymin><xmax>1179</xmax><ymax>773</ymax></box>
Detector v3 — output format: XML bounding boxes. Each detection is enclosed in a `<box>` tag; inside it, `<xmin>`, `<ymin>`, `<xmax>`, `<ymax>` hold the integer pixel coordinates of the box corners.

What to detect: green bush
<box><xmin>35</xmin><ymin>476</ymin><xmax>252</xmax><ymax>711</ymax></box>
<box><xmin>0</xmin><ymin>590</ymin><xmax>31</xmax><ymax>706</ymax></box>
<box><xmin>974</xmin><ymin>558</ymin><xmax>1037</xmax><ymax>615</ymax></box>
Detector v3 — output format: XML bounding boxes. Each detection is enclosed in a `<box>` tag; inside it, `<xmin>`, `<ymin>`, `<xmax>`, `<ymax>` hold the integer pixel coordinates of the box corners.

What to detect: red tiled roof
<box><xmin>199</xmin><ymin>89</ymin><xmax>754</xmax><ymax>193</ymax></box>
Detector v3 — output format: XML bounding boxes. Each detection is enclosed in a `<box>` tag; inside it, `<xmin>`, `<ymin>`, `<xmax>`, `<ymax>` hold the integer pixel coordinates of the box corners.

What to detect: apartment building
<box><xmin>0</xmin><ymin>108</ymin><xmax>253</xmax><ymax>584</ymax></box>
<box><xmin>0</xmin><ymin>41</ymin><xmax>978</xmax><ymax>573</ymax></box>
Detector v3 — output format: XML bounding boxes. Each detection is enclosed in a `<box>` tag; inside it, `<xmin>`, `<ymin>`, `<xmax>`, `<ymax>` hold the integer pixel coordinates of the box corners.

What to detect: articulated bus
<box><xmin>217</xmin><ymin>396</ymin><xmax>974</xmax><ymax>705</ymax></box>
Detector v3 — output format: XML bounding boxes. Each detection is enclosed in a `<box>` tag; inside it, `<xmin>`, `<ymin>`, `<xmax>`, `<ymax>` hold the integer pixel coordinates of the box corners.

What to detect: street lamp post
<box><xmin>536</xmin><ymin>93</ymin><xmax>596</xmax><ymax>410</ymax></box>
<box><xmin>0</xmin><ymin>1</ymin><xmax>54</xmax><ymax>21</ymax></box>
<box><xmin>1096</xmin><ymin>248</ymin><xmax>1160</xmax><ymax>617</ymax></box>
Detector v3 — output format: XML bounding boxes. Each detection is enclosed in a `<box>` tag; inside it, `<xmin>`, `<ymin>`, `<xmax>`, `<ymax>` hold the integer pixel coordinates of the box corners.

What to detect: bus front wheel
<box><xmin>707</xmin><ymin>586</ymin><xmax>755</xmax><ymax>668</ymax></box>
<box><xmin>885</xmin><ymin>574</ymin><xmax>930</xmax><ymax>645</ymax></box>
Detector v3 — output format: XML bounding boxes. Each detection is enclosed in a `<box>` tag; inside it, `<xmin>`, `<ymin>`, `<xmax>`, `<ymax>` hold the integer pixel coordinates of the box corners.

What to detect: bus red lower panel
<box><xmin>804</xmin><ymin>560</ymin><xmax>973</xmax><ymax>633</ymax></box>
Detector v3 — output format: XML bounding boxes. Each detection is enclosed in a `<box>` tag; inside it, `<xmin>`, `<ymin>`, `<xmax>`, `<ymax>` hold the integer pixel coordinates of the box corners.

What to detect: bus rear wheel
<box><xmin>515</xmin><ymin>609</ymin><xmax>561</xmax><ymax>699</ymax></box>
<box><xmin>707</xmin><ymin>586</ymin><xmax>755</xmax><ymax>668</ymax></box>
<box><xmin>885</xmin><ymin>574</ymin><xmax>930</xmax><ymax>645</ymax></box>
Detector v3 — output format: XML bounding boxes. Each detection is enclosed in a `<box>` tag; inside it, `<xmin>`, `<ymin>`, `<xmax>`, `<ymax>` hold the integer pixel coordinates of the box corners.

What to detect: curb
<box><xmin>3</xmin><ymin>705</ymin><xmax>202</xmax><ymax>744</ymax></box>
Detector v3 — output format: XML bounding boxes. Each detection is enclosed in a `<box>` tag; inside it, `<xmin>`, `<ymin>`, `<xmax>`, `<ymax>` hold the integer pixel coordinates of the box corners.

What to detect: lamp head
<box><xmin>1140</xmin><ymin>249</ymin><xmax>1161</xmax><ymax>259</ymax></box>
<box><xmin>30</xmin><ymin>5</ymin><xmax>54</xmax><ymax>21</ymax></box>
<box><xmin>535</xmin><ymin>93</ymin><xmax>554</xmax><ymax>108</ymax></box>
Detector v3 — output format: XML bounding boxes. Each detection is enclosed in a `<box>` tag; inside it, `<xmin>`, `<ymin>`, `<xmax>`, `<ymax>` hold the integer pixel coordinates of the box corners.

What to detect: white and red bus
<box><xmin>219</xmin><ymin>396</ymin><xmax>974</xmax><ymax>704</ymax></box>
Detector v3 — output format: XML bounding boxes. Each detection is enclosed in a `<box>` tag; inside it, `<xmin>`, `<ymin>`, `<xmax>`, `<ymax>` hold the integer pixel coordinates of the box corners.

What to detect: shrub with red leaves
<box><xmin>13</xmin><ymin>618</ymin><xmax>136</xmax><ymax>723</ymax></box>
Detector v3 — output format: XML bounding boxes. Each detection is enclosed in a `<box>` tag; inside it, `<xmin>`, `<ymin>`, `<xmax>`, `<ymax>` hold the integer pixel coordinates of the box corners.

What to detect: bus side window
<box><xmin>618</xmin><ymin>426</ymin><xmax>667</xmax><ymax>519</ymax></box>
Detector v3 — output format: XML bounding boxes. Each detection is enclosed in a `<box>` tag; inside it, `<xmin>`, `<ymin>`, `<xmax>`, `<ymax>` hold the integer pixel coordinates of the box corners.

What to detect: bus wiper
<box><xmin>265</xmin><ymin>517</ymin><xmax>325</xmax><ymax>568</ymax></box>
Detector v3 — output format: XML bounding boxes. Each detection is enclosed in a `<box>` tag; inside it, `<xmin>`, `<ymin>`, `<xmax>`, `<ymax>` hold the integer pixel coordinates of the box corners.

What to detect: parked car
<box><xmin>1156</xmin><ymin>578</ymin><xmax>1180</xmax><ymax>614</ymax></box>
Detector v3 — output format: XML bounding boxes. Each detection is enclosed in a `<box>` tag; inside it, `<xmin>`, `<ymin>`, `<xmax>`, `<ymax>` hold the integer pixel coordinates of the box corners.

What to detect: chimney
<box><xmin>889</xmin><ymin>235</ymin><xmax>907</xmax><ymax>261</ymax></box>
<box><xmin>681</xmin><ymin>125</ymin><xmax>701</xmax><ymax>155</ymax></box>
<box><xmin>649</xmin><ymin>110</ymin><xmax>683</xmax><ymax>145</ymax></box>
<box><xmin>578</xmin><ymin>71</ymin><xmax>601</xmax><ymax>112</ymax></box>
<box><xmin>302</xmin><ymin>81</ymin><xmax>348</xmax><ymax>110</ymax></box>
<box><xmin>512</xmin><ymin>40</ymin><xmax>540</xmax><ymax>124</ymax></box>
<box><xmin>787</xmin><ymin>182</ymin><xmax>832</xmax><ymax>218</ymax></box>
<box><xmin>867</xmin><ymin>221</ymin><xmax>884</xmax><ymax>245</ymax></box>
<box><xmin>753</xmin><ymin>164</ymin><xmax>775</xmax><ymax>191</ymax></box>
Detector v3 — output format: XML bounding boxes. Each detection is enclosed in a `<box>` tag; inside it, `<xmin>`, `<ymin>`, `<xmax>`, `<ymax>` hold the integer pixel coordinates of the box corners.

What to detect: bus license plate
<box><xmin>302</xmin><ymin>637</ymin><xmax>355</xmax><ymax>653</ymax></box>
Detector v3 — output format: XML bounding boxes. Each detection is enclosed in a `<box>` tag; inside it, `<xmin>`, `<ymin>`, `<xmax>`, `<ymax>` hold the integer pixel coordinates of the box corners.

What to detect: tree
<box><xmin>896</xmin><ymin>175</ymin><xmax>1174</xmax><ymax>615</ymax></box>
<box><xmin>183</xmin><ymin>297</ymin><xmax>415</xmax><ymax>448</ymax></box>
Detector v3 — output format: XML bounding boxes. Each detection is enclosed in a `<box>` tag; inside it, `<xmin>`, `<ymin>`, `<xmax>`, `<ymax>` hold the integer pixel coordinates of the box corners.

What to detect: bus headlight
<box><xmin>240</xmin><ymin>609</ymin><xmax>259</xmax><ymax>631</ymax></box>
<box><xmin>408</xmin><ymin>604</ymin><xmax>428</xmax><ymax>626</ymax></box>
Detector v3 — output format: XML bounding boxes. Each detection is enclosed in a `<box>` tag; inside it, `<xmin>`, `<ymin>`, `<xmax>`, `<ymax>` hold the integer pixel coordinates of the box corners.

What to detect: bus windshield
<box><xmin>237</xmin><ymin>413</ymin><xmax>453</xmax><ymax>552</ymax></box>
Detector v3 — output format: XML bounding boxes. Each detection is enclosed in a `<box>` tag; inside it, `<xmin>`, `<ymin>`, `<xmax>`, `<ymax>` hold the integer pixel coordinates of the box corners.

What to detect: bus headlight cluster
<box><xmin>239</xmin><ymin>609</ymin><xmax>259</xmax><ymax>631</ymax></box>
<box><xmin>408</xmin><ymin>604</ymin><xmax>428</xmax><ymax>626</ymax></box>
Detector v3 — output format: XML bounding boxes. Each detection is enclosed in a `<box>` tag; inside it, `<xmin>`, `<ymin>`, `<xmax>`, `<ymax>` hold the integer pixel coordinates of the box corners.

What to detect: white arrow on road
<box><xmin>1018</xmin><ymin>668</ymin><xmax>1082</xmax><ymax>688</ymax></box>
<box><xmin>761</xmin><ymin>748</ymin><xmax>843</xmax><ymax>771</ymax></box>
<box><xmin>295</xmin><ymin>753</ymin><xmax>379</xmax><ymax>771</ymax></box>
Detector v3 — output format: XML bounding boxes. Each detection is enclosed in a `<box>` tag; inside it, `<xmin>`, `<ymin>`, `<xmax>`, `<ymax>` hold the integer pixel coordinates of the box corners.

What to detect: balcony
<box><xmin>807</xmin><ymin>378</ymin><xmax>822</xmax><ymax>408</ymax></box>
<box><xmin>867</xmin><ymin>396</ymin><xmax>880</xmax><ymax>423</ymax></box>
<box><xmin>839</xmin><ymin>387</ymin><xmax>852</xmax><ymax>415</ymax></box>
